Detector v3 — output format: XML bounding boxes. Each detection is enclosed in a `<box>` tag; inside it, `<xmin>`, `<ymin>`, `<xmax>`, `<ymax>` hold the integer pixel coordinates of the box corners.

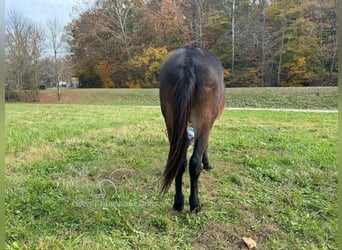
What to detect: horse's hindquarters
<box><xmin>159</xmin><ymin>46</ymin><xmax>225</xmax><ymax>211</ymax></box>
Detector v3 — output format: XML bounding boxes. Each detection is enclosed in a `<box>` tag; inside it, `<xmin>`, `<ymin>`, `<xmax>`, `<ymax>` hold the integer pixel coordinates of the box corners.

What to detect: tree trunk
<box><xmin>277</xmin><ymin>10</ymin><xmax>287</xmax><ymax>87</ymax></box>
<box><xmin>328</xmin><ymin>29</ymin><xmax>337</xmax><ymax>85</ymax></box>
<box><xmin>318</xmin><ymin>0</ymin><xmax>324</xmax><ymax>85</ymax></box>
<box><xmin>191</xmin><ymin>0</ymin><xmax>202</xmax><ymax>46</ymax></box>
<box><xmin>19</xmin><ymin>75</ymin><xmax>22</xmax><ymax>102</ymax></box>
<box><xmin>54</xmin><ymin>47</ymin><xmax>60</xmax><ymax>101</ymax></box>
<box><xmin>34</xmin><ymin>70</ymin><xmax>39</xmax><ymax>102</ymax></box>
<box><xmin>231</xmin><ymin>0</ymin><xmax>235</xmax><ymax>77</ymax></box>
<box><xmin>328</xmin><ymin>0</ymin><xmax>338</xmax><ymax>85</ymax></box>
<box><xmin>261</xmin><ymin>0</ymin><xmax>267</xmax><ymax>86</ymax></box>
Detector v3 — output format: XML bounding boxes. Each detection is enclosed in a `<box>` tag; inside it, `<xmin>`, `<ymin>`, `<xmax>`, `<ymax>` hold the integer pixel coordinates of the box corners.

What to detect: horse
<box><xmin>159</xmin><ymin>46</ymin><xmax>226</xmax><ymax>213</ymax></box>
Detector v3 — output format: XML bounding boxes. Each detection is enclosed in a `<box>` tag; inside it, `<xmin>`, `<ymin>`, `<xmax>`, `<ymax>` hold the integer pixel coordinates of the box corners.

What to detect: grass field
<box><xmin>5</xmin><ymin>88</ymin><xmax>338</xmax><ymax>249</ymax></box>
<box><xmin>37</xmin><ymin>87</ymin><xmax>338</xmax><ymax>110</ymax></box>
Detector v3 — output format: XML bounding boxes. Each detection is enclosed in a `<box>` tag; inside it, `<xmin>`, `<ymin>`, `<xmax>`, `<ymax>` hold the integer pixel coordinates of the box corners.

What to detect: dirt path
<box><xmin>226</xmin><ymin>107</ymin><xmax>338</xmax><ymax>113</ymax></box>
<box><xmin>131</xmin><ymin>106</ymin><xmax>338</xmax><ymax>113</ymax></box>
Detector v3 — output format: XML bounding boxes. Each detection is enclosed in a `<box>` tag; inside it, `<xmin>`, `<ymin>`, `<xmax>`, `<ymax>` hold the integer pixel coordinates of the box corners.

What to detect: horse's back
<box><xmin>160</xmin><ymin>46</ymin><xmax>223</xmax><ymax>85</ymax></box>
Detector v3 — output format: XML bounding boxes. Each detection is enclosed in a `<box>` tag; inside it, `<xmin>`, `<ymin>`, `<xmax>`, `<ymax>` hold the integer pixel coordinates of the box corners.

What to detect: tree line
<box><xmin>5</xmin><ymin>0</ymin><xmax>338</xmax><ymax>94</ymax></box>
<box><xmin>5</xmin><ymin>9</ymin><xmax>73</xmax><ymax>101</ymax></box>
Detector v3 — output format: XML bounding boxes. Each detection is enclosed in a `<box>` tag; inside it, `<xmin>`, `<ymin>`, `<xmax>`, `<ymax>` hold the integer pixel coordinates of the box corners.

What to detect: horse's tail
<box><xmin>161</xmin><ymin>62</ymin><xmax>195</xmax><ymax>193</ymax></box>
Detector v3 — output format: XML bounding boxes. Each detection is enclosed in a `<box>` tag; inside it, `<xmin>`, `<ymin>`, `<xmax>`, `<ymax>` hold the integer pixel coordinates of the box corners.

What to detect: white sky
<box><xmin>5</xmin><ymin>0</ymin><xmax>97</xmax><ymax>27</ymax></box>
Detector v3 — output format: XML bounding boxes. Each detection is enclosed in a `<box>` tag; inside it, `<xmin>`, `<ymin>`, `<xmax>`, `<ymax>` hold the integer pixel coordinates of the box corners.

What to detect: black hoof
<box><xmin>203</xmin><ymin>164</ymin><xmax>213</xmax><ymax>171</ymax></box>
<box><xmin>189</xmin><ymin>195</ymin><xmax>200</xmax><ymax>213</ymax></box>
<box><xmin>190</xmin><ymin>205</ymin><xmax>201</xmax><ymax>214</ymax></box>
<box><xmin>173</xmin><ymin>194</ymin><xmax>184</xmax><ymax>211</ymax></box>
<box><xmin>173</xmin><ymin>203</ymin><xmax>184</xmax><ymax>212</ymax></box>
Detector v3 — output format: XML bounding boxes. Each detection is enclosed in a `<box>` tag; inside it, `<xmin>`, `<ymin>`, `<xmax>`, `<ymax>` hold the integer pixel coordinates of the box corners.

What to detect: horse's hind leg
<box><xmin>189</xmin><ymin>133</ymin><xmax>209</xmax><ymax>213</ymax></box>
<box><xmin>202</xmin><ymin>149</ymin><xmax>212</xmax><ymax>171</ymax></box>
<box><xmin>173</xmin><ymin>157</ymin><xmax>187</xmax><ymax>211</ymax></box>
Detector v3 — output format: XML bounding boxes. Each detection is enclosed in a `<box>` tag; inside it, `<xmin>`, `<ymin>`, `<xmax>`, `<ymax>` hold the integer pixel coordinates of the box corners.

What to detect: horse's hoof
<box><xmin>173</xmin><ymin>194</ymin><xmax>184</xmax><ymax>211</ymax></box>
<box><xmin>173</xmin><ymin>203</ymin><xmax>184</xmax><ymax>212</ymax></box>
<box><xmin>190</xmin><ymin>205</ymin><xmax>201</xmax><ymax>214</ymax></box>
<box><xmin>203</xmin><ymin>164</ymin><xmax>213</xmax><ymax>171</ymax></box>
<box><xmin>189</xmin><ymin>195</ymin><xmax>200</xmax><ymax>213</ymax></box>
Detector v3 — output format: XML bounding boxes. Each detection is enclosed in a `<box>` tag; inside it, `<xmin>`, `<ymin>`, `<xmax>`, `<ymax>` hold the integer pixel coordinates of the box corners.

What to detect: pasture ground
<box><xmin>36</xmin><ymin>87</ymin><xmax>338</xmax><ymax>110</ymax></box>
<box><xmin>5</xmin><ymin>87</ymin><xmax>338</xmax><ymax>249</ymax></box>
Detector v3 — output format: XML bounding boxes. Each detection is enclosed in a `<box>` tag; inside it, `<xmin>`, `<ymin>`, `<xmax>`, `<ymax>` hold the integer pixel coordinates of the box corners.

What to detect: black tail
<box><xmin>161</xmin><ymin>61</ymin><xmax>196</xmax><ymax>193</ymax></box>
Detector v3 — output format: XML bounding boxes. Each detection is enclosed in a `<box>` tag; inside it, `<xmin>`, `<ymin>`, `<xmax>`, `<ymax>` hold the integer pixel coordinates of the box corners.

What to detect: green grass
<box><xmin>5</xmin><ymin>101</ymin><xmax>337</xmax><ymax>249</ymax></box>
<box><xmin>38</xmin><ymin>86</ymin><xmax>338</xmax><ymax>109</ymax></box>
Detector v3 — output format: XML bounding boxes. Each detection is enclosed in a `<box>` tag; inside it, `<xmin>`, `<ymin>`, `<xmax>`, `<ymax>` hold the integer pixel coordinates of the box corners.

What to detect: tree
<box><xmin>231</xmin><ymin>0</ymin><xmax>235</xmax><ymax>76</ymax></box>
<box><xmin>127</xmin><ymin>47</ymin><xmax>170</xmax><ymax>87</ymax></box>
<box><xmin>5</xmin><ymin>9</ymin><xmax>43</xmax><ymax>101</ymax></box>
<box><xmin>190</xmin><ymin>0</ymin><xmax>203</xmax><ymax>46</ymax></box>
<box><xmin>45</xmin><ymin>17</ymin><xmax>66</xmax><ymax>100</ymax></box>
<box><xmin>260</xmin><ymin>0</ymin><xmax>270</xmax><ymax>86</ymax></box>
<box><xmin>65</xmin><ymin>10</ymin><xmax>102</xmax><ymax>88</ymax></box>
<box><xmin>63</xmin><ymin>0</ymin><xmax>338</xmax><ymax>88</ymax></box>
<box><xmin>92</xmin><ymin>0</ymin><xmax>135</xmax><ymax>57</ymax></box>
<box><xmin>328</xmin><ymin>0</ymin><xmax>338</xmax><ymax>84</ymax></box>
<box><xmin>95</xmin><ymin>61</ymin><xmax>115</xmax><ymax>88</ymax></box>
<box><xmin>147</xmin><ymin>0</ymin><xmax>191</xmax><ymax>50</ymax></box>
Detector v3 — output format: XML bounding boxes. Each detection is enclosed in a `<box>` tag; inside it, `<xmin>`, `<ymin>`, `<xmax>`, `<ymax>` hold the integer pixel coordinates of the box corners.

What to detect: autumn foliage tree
<box><xmin>65</xmin><ymin>0</ymin><xmax>338</xmax><ymax>88</ymax></box>
<box><xmin>127</xmin><ymin>47</ymin><xmax>170</xmax><ymax>87</ymax></box>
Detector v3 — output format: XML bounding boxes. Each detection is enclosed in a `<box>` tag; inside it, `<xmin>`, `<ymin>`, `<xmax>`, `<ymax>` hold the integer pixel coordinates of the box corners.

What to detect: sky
<box><xmin>5</xmin><ymin>0</ymin><xmax>97</xmax><ymax>27</ymax></box>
